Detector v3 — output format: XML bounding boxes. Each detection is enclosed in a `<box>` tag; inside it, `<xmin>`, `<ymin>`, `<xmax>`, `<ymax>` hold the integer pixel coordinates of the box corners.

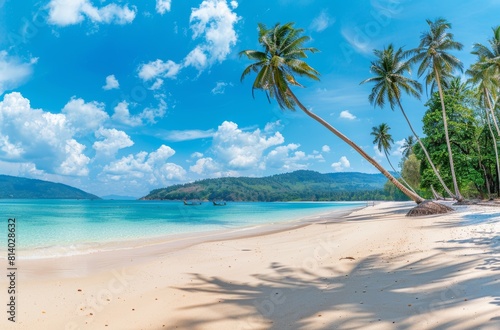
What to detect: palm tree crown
<box><xmin>472</xmin><ymin>26</ymin><xmax>500</xmax><ymax>77</ymax></box>
<box><xmin>402</xmin><ymin>135</ymin><xmax>415</xmax><ymax>158</ymax></box>
<box><xmin>361</xmin><ymin>44</ymin><xmax>422</xmax><ymax>110</ymax></box>
<box><xmin>371</xmin><ymin>123</ymin><xmax>394</xmax><ymax>155</ymax></box>
<box><xmin>412</xmin><ymin>18</ymin><xmax>464</xmax><ymax>86</ymax></box>
<box><xmin>239</xmin><ymin>22</ymin><xmax>320</xmax><ymax>110</ymax></box>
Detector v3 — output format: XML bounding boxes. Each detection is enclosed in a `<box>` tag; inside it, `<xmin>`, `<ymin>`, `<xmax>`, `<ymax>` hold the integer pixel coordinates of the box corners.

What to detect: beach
<box><xmin>2</xmin><ymin>201</ymin><xmax>500</xmax><ymax>329</ymax></box>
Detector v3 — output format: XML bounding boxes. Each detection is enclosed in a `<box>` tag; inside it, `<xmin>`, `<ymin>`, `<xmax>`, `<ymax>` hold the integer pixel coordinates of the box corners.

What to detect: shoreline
<box><xmin>12</xmin><ymin>202</ymin><xmax>365</xmax><ymax>262</ymax></box>
<box><xmin>14</xmin><ymin>204</ymin><xmax>365</xmax><ymax>279</ymax></box>
<box><xmin>2</xmin><ymin>201</ymin><xmax>500</xmax><ymax>329</ymax></box>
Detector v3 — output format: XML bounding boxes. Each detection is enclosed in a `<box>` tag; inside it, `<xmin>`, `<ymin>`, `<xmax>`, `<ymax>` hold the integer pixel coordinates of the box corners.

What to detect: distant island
<box><xmin>0</xmin><ymin>175</ymin><xmax>100</xmax><ymax>199</ymax></box>
<box><xmin>141</xmin><ymin>170</ymin><xmax>395</xmax><ymax>202</ymax></box>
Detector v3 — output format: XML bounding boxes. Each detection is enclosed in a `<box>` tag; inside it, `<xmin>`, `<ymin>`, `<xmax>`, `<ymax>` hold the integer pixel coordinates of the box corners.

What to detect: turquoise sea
<box><xmin>0</xmin><ymin>200</ymin><xmax>364</xmax><ymax>258</ymax></box>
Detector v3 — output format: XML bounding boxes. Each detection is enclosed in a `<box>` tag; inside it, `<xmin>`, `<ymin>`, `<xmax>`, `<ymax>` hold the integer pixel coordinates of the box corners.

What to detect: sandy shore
<box><xmin>2</xmin><ymin>201</ymin><xmax>500</xmax><ymax>329</ymax></box>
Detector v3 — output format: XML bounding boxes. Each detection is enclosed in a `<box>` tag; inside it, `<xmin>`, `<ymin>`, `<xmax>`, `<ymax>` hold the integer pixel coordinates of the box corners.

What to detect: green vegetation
<box><xmin>0</xmin><ymin>175</ymin><xmax>100</xmax><ymax>199</ymax></box>
<box><xmin>141</xmin><ymin>170</ymin><xmax>392</xmax><ymax>201</ymax></box>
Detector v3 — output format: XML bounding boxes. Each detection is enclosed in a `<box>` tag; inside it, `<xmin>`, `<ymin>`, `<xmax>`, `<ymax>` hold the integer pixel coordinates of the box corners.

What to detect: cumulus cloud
<box><xmin>156</xmin><ymin>0</ymin><xmax>171</xmax><ymax>14</ymax></box>
<box><xmin>0</xmin><ymin>92</ymin><xmax>90</xmax><ymax>176</ymax></box>
<box><xmin>339</xmin><ymin>110</ymin><xmax>356</xmax><ymax>120</ymax></box>
<box><xmin>184</xmin><ymin>0</ymin><xmax>240</xmax><ymax>71</ymax></box>
<box><xmin>102</xmin><ymin>145</ymin><xmax>186</xmax><ymax>184</ymax></box>
<box><xmin>0</xmin><ymin>51</ymin><xmax>37</xmax><ymax>95</ymax></box>
<box><xmin>61</xmin><ymin>97</ymin><xmax>109</xmax><ymax>134</ymax></box>
<box><xmin>111</xmin><ymin>101</ymin><xmax>142</xmax><ymax>127</ymax></box>
<box><xmin>392</xmin><ymin>139</ymin><xmax>405</xmax><ymax>157</ymax></box>
<box><xmin>331</xmin><ymin>156</ymin><xmax>350</xmax><ymax>172</ymax></box>
<box><xmin>191</xmin><ymin>152</ymin><xmax>204</xmax><ymax>158</ymax></box>
<box><xmin>47</xmin><ymin>0</ymin><xmax>136</xmax><ymax>26</ymax></box>
<box><xmin>310</xmin><ymin>10</ymin><xmax>334</xmax><ymax>32</ymax></box>
<box><xmin>212</xmin><ymin>121</ymin><xmax>284</xmax><ymax>170</ymax></box>
<box><xmin>190</xmin><ymin>157</ymin><xmax>218</xmax><ymax>175</ymax></box>
<box><xmin>102</xmin><ymin>74</ymin><xmax>119</xmax><ymax>90</ymax></box>
<box><xmin>93</xmin><ymin>128</ymin><xmax>134</xmax><ymax>158</ymax></box>
<box><xmin>138</xmin><ymin>59</ymin><xmax>181</xmax><ymax>82</ymax></box>
<box><xmin>112</xmin><ymin>100</ymin><xmax>167</xmax><ymax>126</ymax></box>
<box><xmin>322</xmin><ymin>145</ymin><xmax>331</xmax><ymax>152</ymax></box>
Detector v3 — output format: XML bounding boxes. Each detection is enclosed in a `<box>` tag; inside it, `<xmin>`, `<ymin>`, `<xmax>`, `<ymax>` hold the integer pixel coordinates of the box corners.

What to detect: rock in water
<box><xmin>406</xmin><ymin>200</ymin><xmax>454</xmax><ymax>217</ymax></box>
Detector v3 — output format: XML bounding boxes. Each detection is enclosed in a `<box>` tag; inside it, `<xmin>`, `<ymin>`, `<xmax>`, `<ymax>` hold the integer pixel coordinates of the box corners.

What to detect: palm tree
<box><xmin>240</xmin><ymin>22</ymin><xmax>424</xmax><ymax>203</ymax></box>
<box><xmin>472</xmin><ymin>26</ymin><xmax>500</xmax><ymax>135</ymax></box>
<box><xmin>467</xmin><ymin>58</ymin><xmax>500</xmax><ymax>194</ymax></box>
<box><xmin>410</xmin><ymin>18</ymin><xmax>464</xmax><ymax>201</ymax></box>
<box><xmin>361</xmin><ymin>44</ymin><xmax>455</xmax><ymax>198</ymax></box>
<box><xmin>371</xmin><ymin>123</ymin><xmax>417</xmax><ymax>194</ymax></box>
<box><xmin>402</xmin><ymin>135</ymin><xmax>415</xmax><ymax>158</ymax></box>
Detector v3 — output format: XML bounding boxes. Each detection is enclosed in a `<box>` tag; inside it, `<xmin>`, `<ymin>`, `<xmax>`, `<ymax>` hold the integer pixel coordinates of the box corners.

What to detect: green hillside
<box><xmin>0</xmin><ymin>175</ymin><xmax>100</xmax><ymax>199</ymax></box>
<box><xmin>141</xmin><ymin>170</ymin><xmax>392</xmax><ymax>201</ymax></box>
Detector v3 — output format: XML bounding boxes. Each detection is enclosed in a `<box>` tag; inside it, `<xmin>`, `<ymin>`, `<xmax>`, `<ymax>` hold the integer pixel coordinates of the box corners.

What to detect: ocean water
<box><xmin>0</xmin><ymin>200</ymin><xmax>364</xmax><ymax>257</ymax></box>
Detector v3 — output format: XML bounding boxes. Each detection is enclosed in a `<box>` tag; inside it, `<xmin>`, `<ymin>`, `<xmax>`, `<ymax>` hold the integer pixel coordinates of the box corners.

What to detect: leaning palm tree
<box><xmin>361</xmin><ymin>44</ymin><xmax>455</xmax><ymax>198</ymax></box>
<box><xmin>240</xmin><ymin>22</ymin><xmax>424</xmax><ymax>203</ymax></box>
<box><xmin>410</xmin><ymin>18</ymin><xmax>464</xmax><ymax>201</ymax></box>
<box><xmin>371</xmin><ymin>123</ymin><xmax>417</xmax><ymax>194</ymax></box>
<box><xmin>402</xmin><ymin>135</ymin><xmax>415</xmax><ymax>158</ymax></box>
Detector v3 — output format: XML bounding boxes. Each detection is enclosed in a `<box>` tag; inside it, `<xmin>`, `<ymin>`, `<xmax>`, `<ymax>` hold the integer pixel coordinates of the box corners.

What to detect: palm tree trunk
<box><xmin>485</xmin><ymin>89</ymin><xmax>500</xmax><ymax>136</ymax></box>
<box><xmin>287</xmin><ymin>88</ymin><xmax>425</xmax><ymax>204</ymax></box>
<box><xmin>484</xmin><ymin>104</ymin><xmax>500</xmax><ymax>197</ymax></box>
<box><xmin>434</xmin><ymin>65</ymin><xmax>463</xmax><ymax>201</ymax></box>
<box><xmin>383</xmin><ymin>150</ymin><xmax>418</xmax><ymax>195</ymax></box>
<box><xmin>395</xmin><ymin>98</ymin><xmax>455</xmax><ymax>199</ymax></box>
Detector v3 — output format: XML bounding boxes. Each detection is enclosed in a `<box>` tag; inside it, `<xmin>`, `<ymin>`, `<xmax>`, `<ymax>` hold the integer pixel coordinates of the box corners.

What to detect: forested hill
<box><xmin>0</xmin><ymin>175</ymin><xmax>100</xmax><ymax>199</ymax></box>
<box><xmin>141</xmin><ymin>170</ymin><xmax>391</xmax><ymax>201</ymax></box>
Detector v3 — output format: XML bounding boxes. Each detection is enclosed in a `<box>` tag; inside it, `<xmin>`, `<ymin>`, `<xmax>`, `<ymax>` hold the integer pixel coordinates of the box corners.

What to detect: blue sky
<box><xmin>0</xmin><ymin>0</ymin><xmax>499</xmax><ymax>197</ymax></box>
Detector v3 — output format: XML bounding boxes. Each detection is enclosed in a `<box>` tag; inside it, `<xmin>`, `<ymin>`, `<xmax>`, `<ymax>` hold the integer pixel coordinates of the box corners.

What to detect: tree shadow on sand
<box><xmin>167</xmin><ymin>252</ymin><xmax>500</xmax><ymax>329</ymax></box>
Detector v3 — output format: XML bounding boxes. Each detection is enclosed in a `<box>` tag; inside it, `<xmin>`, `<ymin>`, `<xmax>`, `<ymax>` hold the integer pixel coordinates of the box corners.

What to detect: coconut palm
<box><xmin>472</xmin><ymin>27</ymin><xmax>500</xmax><ymax>134</ymax></box>
<box><xmin>240</xmin><ymin>22</ymin><xmax>424</xmax><ymax>203</ymax></box>
<box><xmin>467</xmin><ymin>58</ymin><xmax>500</xmax><ymax>193</ymax></box>
<box><xmin>472</xmin><ymin>26</ymin><xmax>500</xmax><ymax>76</ymax></box>
<box><xmin>361</xmin><ymin>44</ymin><xmax>455</xmax><ymax>198</ymax></box>
<box><xmin>402</xmin><ymin>135</ymin><xmax>415</xmax><ymax>158</ymax></box>
<box><xmin>371</xmin><ymin>123</ymin><xmax>417</xmax><ymax>194</ymax></box>
<box><xmin>410</xmin><ymin>18</ymin><xmax>464</xmax><ymax>201</ymax></box>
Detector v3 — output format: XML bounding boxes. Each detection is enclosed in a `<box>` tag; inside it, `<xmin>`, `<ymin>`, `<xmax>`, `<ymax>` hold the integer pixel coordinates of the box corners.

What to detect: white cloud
<box><xmin>150</xmin><ymin>78</ymin><xmax>164</xmax><ymax>90</ymax></box>
<box><xmin>0</xmin><ymin>51</ymin><xmax>37</xmax><ymax>95</ymax></box>
<box><xmin>156</xmin><ymin>0</ymin><xmax>171</xmax><ymax>14</ymax></box>
<box><xmin>140</xmin><ymin>99</ymin><xmax>167</xmax><ymax>124</ymax></box>
<box><xmin>112</xmin><ymin>101</ymin><xmax>142</xmax><ymax>127</ymax></box>
<box><xmin>310</xmin><ymin>10</ymin><xmax>334</xmax><ymax>32</ymax></box>
<box><xmin>212</xmin><ymin>121</ymin><xmax>284</xmax><ymax>170</ymax></box>
<box><xmin>322</xmin><ymin>145</ymin><xmax>330</xmax><ymax>152</ymax></box>
<box><xmin>112</xmin><ymin>100</ymin><xmax>166</xmax><ymax>126</ymax></box>
<box><xmin>339</xmin><ymin>110</ymin><xmax>356</xmax><ymax>120</ymax></box>
<box><xmin>264</xmin><ymin>120</ymin><xmax>283</xmax><ymax>132</ymax></box>
<box><xmin>191</xmin><ymin>152</ymin><xmax>204</xmax><ymax>158</ymax></box>
<box><xmin>93</xmin><ymin>128</ymin><xmax>134</xmax><ymax>157</ymax></box>
<box><xmin>331</xmin><ymin>156</ymin><xmax>350</xmax><ymax>172</ymax></box>
<box><xmin>61</xmin><ymin>97</ymin><xmax>109</xmax><ymax>134</ymax></box>
<box><xmin>190</xmin><ymin>157</ymin><xmax>218</xmax><ymax>175</ymax></box>
<box><xmin>184</xmin><ymin>0</ymin><xmax>240</xmax><ymax>71</ymax></box>
<box><xmin>211</xmin><ymin>81</ymin><xmax>232</xmax><ymax>95</ymax></box>
<box><xmin>47</xmin><ymin>0</ymin><xmax>137</xmax><ymax>26</ymax></box>
<box><xmin>103</xmin><ymin>74</ymin><xmax>119</xmax><ymax>90</ymax></box>
<box><xmin>392</xmin><ymin>139</ymin><xmax>405</xmax><ymax>157</ymax></box>
<box><xmin>138</xmin><ymin>59</ymin><xmax>181</xmax><ymax>82</ymax></box>
<box><xmin>59</xmin><ymin>139</ymin><xmax>90</xmax><ymax>176</ymax></box>
<box><xmin>266</xmin><ymin>144</ymin><xmax>307</xmax><ymax>171</ymax></box>
<box><xmin>373</xmin><ymin>145</ymin><xmax>385</xmax><ymax>158</ymax></box>
<box><xmin>102</xmin><ymin>145</ymin><xmax>186</xmax><ymax>184</ymax></box>
<box><xmin>0</xmin><ymin>92</ymin><xmax>89</xmax><ymax>176</ymax></box>
<box><xmin>163</xmin><ymin>129</ymin><xmax>215</xmax><ymax>142</ymax></box>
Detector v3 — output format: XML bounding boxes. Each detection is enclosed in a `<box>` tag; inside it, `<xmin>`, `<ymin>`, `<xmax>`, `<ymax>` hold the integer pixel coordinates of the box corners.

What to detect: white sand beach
<box><xmin>2</xmin><ymin>201</ymin><xmax>500</xmax><ymax>329</ymax></box>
